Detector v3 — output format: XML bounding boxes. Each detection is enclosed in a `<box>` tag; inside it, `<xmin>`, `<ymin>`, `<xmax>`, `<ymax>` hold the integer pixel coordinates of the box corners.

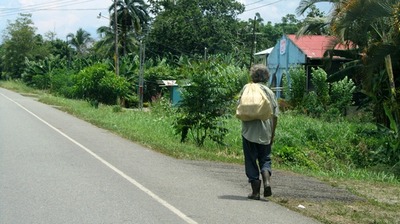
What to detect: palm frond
<box><xmin>327</xmin><ymin>59</ymin><xmax>363</xmax><ymax>82</ymax></box>
<box><xmin>296</xmin><ymin>0</ymin><xmax>337</xmax><ymax>15</ymax></box>
<box><xmin>297</xmin><ymin>17</ymin><xmax>329</xmax><ymax>35</ymax></box>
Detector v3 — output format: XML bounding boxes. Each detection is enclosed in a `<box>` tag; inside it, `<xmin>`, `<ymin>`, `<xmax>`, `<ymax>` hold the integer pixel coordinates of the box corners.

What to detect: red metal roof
<box><xmin>287</xmin><ymin>34</ymin><xmax>349</xmax><ymax>59</ymax></box>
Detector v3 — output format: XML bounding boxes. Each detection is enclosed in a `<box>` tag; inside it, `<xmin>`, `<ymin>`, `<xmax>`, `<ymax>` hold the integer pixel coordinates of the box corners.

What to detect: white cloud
<box><xmin>18</xmin><ymin>0</ymin><xmax>36</xmax><ymax>6</ymax></box>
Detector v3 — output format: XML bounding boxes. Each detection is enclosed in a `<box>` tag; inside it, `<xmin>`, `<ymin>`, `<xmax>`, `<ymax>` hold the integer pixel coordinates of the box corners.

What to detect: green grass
<box><xmin>0</xmin><ymin>79</ymin><xmax>43</xmax><ymax>95</ymax></box>
<box><xmin>38</xmin><ymin>94</ymin><xmax>244</xmax><ymax>163</ymax></box>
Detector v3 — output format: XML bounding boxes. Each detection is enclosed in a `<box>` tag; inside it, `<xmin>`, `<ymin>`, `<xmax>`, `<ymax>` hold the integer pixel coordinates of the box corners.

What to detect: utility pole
<box><xmin>66</xmin><ymin>36</ymin><xmax>70</xmax><ymax>68</ymax></box>
<box><xmin>138</xmin><ymin>40</ymin><xmax>145</xmax><ymax>109</ymax></box>
<box><xmin>114</xmin><ymin>0</ymin><xmax>119</xmax><ymax>76</ymax></box>
<box><xmin>250</xmin><ymin>15</ymin><xmax>256</xmax><ymax>69</ymax></box>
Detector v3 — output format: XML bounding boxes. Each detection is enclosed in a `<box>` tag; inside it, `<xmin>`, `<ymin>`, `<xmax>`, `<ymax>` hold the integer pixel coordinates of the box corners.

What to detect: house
<box><xmin>267</xmin><ymin>34</ymin><xmax>352</xmax><ymax>98</ymax></box>
<box><xmin>157</xmin><ymin>80</ymin><xmax>182</xmax><ymax>106</ymax></box>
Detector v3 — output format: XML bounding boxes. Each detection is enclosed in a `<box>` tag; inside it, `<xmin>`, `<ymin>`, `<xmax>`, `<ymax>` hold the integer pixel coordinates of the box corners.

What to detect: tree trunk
<box><xmin>384</xmin><ymin>54</ymin><xmax>399</xmax><ymax>141</ymax></box>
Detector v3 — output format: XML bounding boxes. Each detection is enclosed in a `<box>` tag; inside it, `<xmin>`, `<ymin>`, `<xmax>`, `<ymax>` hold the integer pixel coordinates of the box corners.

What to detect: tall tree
<box><xmin>147</xmin><ymin>0</ymin><xmax>245</xmax><ymax>58</ymax></box>
<box><xmin>275</xmin><ymin>14</ymin><xmax>302</xmax><ymax>35</ymax></box>
<box><xmin>66</xmin><ymin>28</ymin><xmax>93</xmax><ymax>56</ymax></box>
<box><xmin>1</xmin><ymin>14</ymin><xmax>39</xmax><ymax>78</ymax></box>
<box><xmin>110</xmin><ymin>0</ymin><xmax>150</xmax><ymax>56</ymax></box>
<box><xmin>148</xmin><ymin>0</ymin><xmax>176</xmax><ymax>15</ymax></box>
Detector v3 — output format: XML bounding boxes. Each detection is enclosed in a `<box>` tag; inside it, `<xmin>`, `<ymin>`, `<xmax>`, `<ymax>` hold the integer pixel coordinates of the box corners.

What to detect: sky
<box><xmin>0</xmin><ymin>0</ymin><xmax>331</xmax><ymax>42</ymax></box>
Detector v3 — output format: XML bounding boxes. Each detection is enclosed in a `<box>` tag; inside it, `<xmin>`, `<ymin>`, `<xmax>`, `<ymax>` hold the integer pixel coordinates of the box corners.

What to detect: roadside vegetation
<box><xmin>1</xmin><ymin>0</ymin><xmax>399</xmax><ymax>223</ymax></box>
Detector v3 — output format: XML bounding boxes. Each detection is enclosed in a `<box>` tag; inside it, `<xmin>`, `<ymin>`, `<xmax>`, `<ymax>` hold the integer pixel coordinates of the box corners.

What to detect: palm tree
<box><xmin>96</xmin><ymin>25</ymin><xmax>139</xmax><ymax>60</ymax></box>
<box><xmin>66</xmin><ymin>28</ymin><xmax>94</xmax><ymax>56</ymax></box>
<box><xmin>110</xmin><ymin>0</ymin><xmax>150</xmax><ymax>56</ymax></box>
<box><xmin>95</xmin><ymin>26</ymin><xmax>118</xmax><ymax>59</ymax></box>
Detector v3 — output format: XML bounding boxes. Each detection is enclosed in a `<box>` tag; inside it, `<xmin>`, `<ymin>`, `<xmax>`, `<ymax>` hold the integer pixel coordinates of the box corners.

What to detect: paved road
<box><xmin>0</xmin><ymin>88</ymin><xmax>320</xmax><ymax>224</ymax></box>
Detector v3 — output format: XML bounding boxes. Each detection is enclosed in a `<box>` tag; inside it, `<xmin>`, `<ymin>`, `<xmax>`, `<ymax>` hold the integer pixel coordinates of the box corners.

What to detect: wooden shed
<box><xmin>267</xmin><ymin>34</ymin><xmax>351</xmax><ymax>98</ymax></box>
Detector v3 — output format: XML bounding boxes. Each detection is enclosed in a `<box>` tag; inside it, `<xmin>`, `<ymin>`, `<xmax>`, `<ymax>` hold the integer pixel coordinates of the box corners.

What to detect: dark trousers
<box><xmin>242</xmin><ymin>136</ymin><xmax>272</xmax><ymax>182</ymax></box>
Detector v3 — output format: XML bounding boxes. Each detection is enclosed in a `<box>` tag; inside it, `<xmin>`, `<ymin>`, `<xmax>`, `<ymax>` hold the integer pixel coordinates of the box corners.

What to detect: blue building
<box><xmin>267</xmin><ymin>34</ymin><xmax>351</xmax><ymax>98</ymax></box>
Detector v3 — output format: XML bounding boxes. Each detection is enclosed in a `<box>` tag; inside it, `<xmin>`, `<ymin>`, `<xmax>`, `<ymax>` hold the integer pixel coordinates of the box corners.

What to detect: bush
<box><xmin>286</xmin><ymin>66</ymin><xmax>307</xmax><ymax>107</ymax></box>
<box><xmin>150</xmin><ymin>94</ymin><xmax>175</xmax><ymax>117</ymax></box>
<box><xmin>173</xmin><ymin>60</ymin><xmax>247</xmax><ymax>146</ymax></box>
<box><xmin>22</xmin><ymin>55</ymin><xmax>66</xmax><ymax>89</ymax></box>
<box><xmin>330</xmin><ymin>76</ymin><xmax>356</xmax><ymax>115</ymax></box>
<box><xmin>73</xmin><ymin>63</ymin><xmax>130</xmax><ymax>105</ymax></box>
<box><xmin>310</xmin><ymin>67</ymin><xmax>330</xmax><ymax>107</ymax></box>
<box><xmin>303</xmin><ymin>91</ymin><xmax>325</xmax><ymax>116</ymax></box>
<box><xmin>287</xmin><ymin>66</ymin><xmax>356</xmax><ymax>120</ymax></box>
<box><xmin>49</xmin><ymin>68</ymin><xmax>75</xmax><ymax>98</ymax></box>
<box><xmin>31</xmin><ymin>74</ymin><xmax>50</xmax><ymax>90</ymax></box>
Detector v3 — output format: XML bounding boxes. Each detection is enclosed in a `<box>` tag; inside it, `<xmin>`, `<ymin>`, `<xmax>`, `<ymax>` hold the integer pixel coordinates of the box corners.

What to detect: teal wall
<box><xmin>267</xmin><ymin>35</ymin><xmax>307</xmax><ymax>98</ymax></box>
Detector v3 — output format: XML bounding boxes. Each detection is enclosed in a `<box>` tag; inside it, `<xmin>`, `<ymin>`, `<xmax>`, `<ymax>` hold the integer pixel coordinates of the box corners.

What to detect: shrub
<box><xmin>286</xmin><ymin>66</ymin><xmax>307</xmax><ymax>108</ymax></box>
<box><xmin>330</xmin><ymin>76</ymin><xmax>356</xmax><ymax>115</ymax></box>
<box><xmin>49</xmin><ymin>68</ymin><xmax>75</xmax><ymax>98</ymax></box>
<box><xmin>150</xmin><ymin>94</ymin><xmax>175</xmax><ymax>117</ymax></box>
<box><xmin>31</xmin><ymin>74</ymin><xmax>50</xmax><ymax>90</ymax></box>
<box><xmin>173</xmin><ymin>60</ymin><xmax>246</xmax><ymax>146</ymax></box>
<box><xmin>303</xmin><ymin>91</ymin><xmax>325</xmax><ymax>117</ymax></box>
<box><xmin>73</xmin><ymin>63</ymin><xmax>130</xmax><ymax>105</ymax></box>
<box><xmin>292</xmin><ymin>67</ymin><xmax>357</xmax><ymax>119</ymax></box>
<box><xmin>310</xmin><ymin>67</ymin><xmax>330</xmax><ymax>108</ymax></box>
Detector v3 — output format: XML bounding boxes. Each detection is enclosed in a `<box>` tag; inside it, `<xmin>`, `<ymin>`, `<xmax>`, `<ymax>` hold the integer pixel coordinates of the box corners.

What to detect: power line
<box><xmin>245</xmin><ymin>0</ymin><xmax>285</xmax><ymax>12</ymax></box>
<box><xmin>1</xmin><ymin>8</ymin><xmax>107</xmax><ymax>12</ymax></box>
<box><xmin>47</xmin><ymin>8</ymin><xmax>107</xmax><ymax>11</ymax></box>
<box><xmin>0</xmin><ymin>0</ymin><xmax>100</xmax><ymax>17</ymax></box>
<box><xmin>0</xmin><ymin>0</ymin><xmax>88</xmax><ymax>12</ymax></box>
<box><xmin>245</xmin><ymin>0</ymin><xmax>266</xmax><ymax>7</ymax></box>
<box><xmin>0</xmin><ymin>0</ymin><xmax>78</xmax><ymax>12</ymax></box>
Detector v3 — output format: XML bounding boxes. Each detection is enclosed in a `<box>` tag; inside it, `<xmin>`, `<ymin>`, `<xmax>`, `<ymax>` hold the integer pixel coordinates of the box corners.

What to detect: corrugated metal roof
<box><xmin>286</xmin><ymin>34</ymin><xmax>349</xmax><ymax>59</ymax></box>
<box><xmin>254</xmin><ymin>47</ymin><xmax>274</xmax><ymax>56</ymax></box>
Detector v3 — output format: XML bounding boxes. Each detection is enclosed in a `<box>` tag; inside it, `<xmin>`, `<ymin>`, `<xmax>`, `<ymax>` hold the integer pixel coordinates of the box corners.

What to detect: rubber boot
<box><xmin>247</xmin><ymin>180</ymin><xmax>261</xmax><ymax>200</ymax></box>
<box><xmin>261</xmin><ymin>171</ymin><xmax>272</xmax><ymax>197</ymax></box>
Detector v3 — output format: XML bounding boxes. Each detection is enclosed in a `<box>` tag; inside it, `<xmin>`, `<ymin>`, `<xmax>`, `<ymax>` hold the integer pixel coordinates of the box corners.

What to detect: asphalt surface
<box><xmin>0</xmin><ymin>87</ymin><xmax>321</xmax><ymax>224</ymax></box>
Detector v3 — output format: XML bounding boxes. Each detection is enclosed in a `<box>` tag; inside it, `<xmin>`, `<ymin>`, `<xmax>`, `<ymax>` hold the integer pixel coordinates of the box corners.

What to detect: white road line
<box><xmin>1</xmin><ymin>93</ymin><xmax>198</xmax><ymax>224</ymax></box>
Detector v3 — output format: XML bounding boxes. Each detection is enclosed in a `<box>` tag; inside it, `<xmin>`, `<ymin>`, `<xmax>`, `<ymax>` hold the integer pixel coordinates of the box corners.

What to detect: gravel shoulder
<box><xmin>186</xmin><ymin>160</ymin><xmax>360</xmax><ymax>202</ymax></box>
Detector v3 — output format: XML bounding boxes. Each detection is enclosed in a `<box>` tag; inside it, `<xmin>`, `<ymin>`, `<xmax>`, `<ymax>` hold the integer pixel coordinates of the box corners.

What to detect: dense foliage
<box><xmin>147</xmin><ymin>0</ymin><xmax>244</xmax><ymax>58</ymax></box>
<box><xmin>284</xmin><ymin>66</ymin><xmax>307</xmax><ymax>108</ymax></box>
<box><xmin>298</xmin><ymin>0</ymin><xmax>400</xmax><ymax>165</ymax></box>
<box><xmin>1</xmin><ymin>14</ymin><xmax>45</xmax><ymax>79</ymax></box>
<box><xmin>73</xmin><ymin>63</ymin><xmax>130</xmax><ymax>105</ymax></box>
<box><xmin>330</xmin><ymin>76</ymin><xmax>356</xmax><ymax>115</ymax></box>
<box><xmin>173</xmin><ymin>60</ymin><xmax>247</xmax><ymax>146</ymax></box>
<box><xmin>284</xmin><ymin>66</ymin><xmax>356</xmax><ymax>118</ymax></box>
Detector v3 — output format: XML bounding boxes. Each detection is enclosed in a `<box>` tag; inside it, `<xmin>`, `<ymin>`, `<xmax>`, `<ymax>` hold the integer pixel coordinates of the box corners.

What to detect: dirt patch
<box><xmin>186</xmin><ymin>160</ymin><xmax>361</xmax><ymax>202</ymax></box>
<box><xmin>348</xmin><ymin>181</ymin><xmax>400</xmax><ymax>205</ymax></box>
<box><xmin>271</xmin><ymin>170</ymin><xmax>361</xmax><ymax>202</ymax></box>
